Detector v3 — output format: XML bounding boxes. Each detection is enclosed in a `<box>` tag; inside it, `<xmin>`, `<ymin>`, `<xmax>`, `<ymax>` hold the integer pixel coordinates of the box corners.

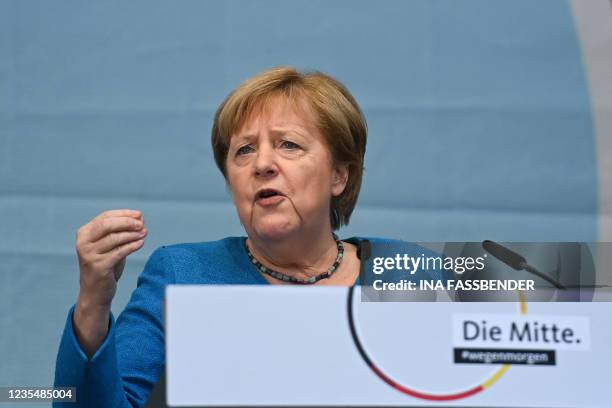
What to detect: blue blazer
<box><xmin>54</xmin><ymin>237</ymin><xmax>272</xmax><ymax>408</ymax></box>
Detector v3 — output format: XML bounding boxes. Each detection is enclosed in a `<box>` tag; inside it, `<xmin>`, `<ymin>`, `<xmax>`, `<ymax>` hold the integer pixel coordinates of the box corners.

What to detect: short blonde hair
<box><xmin>211</xmin><ymin>66</ymin><xmax>367</xmax><ymax>230</ymax></box>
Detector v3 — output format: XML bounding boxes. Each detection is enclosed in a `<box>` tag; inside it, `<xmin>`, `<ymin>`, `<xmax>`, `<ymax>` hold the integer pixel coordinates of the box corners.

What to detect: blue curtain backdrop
<box><xmin>1</xmin><ymin>0</ymin><xmax>608</xmax><ymax>402</ymax></box>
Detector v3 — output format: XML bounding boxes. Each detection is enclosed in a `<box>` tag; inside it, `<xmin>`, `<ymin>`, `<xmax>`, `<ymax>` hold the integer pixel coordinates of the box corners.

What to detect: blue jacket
<box><xmin>53</xmin><ymin>236</ymin><xmax>440</xmax><ymax>407</ymax></box>
<box><xmin>54</xmin><ymin>237</ymin><xmax>272</xmax><ymax>408</ymax></box>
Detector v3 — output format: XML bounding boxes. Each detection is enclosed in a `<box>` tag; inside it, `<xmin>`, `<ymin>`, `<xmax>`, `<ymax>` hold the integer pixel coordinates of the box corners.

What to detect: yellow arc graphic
<box><xmin>481</xmin><ymin>289</ymin><xmax>528</xmax><ymax>390</ymax></box>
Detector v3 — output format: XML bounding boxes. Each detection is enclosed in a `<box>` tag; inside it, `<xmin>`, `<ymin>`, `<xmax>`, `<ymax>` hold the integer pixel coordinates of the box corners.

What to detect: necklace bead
<box><xmin>245</xmin><ymin>234</ymin><xmax>344</xmax><ymax>284</ymax></box>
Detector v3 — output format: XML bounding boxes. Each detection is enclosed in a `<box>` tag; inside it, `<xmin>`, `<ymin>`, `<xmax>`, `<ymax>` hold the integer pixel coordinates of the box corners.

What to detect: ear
<box><xmin>331</xmin><ymin>163</ymin><xmax>349</xmax><ymax>197</ymax></box>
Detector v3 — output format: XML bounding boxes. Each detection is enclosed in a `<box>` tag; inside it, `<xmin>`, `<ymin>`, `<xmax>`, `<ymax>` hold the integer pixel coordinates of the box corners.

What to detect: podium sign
<box><xmin>165</xmin><ymin>285</ymin><xmax>610</xmax><ymax>407</ymax></box>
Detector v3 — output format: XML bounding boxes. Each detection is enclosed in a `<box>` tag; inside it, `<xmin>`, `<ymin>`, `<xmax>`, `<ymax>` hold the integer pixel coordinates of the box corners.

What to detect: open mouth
<box><xmin>255</xmin><ymin>188</ymin><xmax>284</xmax><ymax>204</ymax></box>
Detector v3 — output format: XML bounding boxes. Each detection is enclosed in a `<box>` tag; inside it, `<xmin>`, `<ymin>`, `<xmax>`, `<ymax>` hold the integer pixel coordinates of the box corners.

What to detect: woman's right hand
<box><xmin>73</xmin><ymin>209</ymin><xmax>147</xmax><ymax>357</ymax></box>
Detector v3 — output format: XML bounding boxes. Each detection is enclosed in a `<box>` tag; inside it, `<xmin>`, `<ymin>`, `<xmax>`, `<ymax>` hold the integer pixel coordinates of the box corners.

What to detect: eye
<box><xmin>280</xmin><ymin>140</ymin><xmax>300</xmax><ymax>150</ymax></box>
<box><xmin>236</xmin><ymin>145</ymin><xmax>254</xmax><ymax>156</ymax></box>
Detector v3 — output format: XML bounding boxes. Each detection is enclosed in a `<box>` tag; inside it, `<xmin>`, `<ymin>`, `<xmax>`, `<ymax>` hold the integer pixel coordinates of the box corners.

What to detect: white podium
<box><xmin>164</xmin><ymin>285</ymin><xmax>610</xmax><ymax>407</ymax></box>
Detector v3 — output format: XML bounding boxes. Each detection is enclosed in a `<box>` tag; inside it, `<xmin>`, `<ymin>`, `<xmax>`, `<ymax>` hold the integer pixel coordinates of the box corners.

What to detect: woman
<box><xmin>54</xmin><ymin>67</ymin><xmax>369</xmax><ymax>408</ymax></box>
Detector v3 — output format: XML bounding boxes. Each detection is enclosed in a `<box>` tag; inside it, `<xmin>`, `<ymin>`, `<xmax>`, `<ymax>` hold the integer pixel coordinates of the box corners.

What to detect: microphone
<box><xmin>356</xmin><ymin>240</ymin><xmax>371</xmax><ymax>261</ymax></box>
<box><xmin>482</xmin><ymin>240</ymin><xmax>566</xmax><ymax>290</ymax></box>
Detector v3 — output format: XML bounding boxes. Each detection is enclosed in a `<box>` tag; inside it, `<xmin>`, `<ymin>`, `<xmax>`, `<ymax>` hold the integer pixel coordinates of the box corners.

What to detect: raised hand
<box><xmin>73</xmin><ymin>209</ymin><xmax>147</xmax><ymax>356</ymax></box>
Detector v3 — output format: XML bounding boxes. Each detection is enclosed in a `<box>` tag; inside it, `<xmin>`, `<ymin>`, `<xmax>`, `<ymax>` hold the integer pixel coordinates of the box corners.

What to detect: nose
<box><xmin>253</xmin><ymin>143</ymin><xmax>278</xmax><ymax>178</ymax></box>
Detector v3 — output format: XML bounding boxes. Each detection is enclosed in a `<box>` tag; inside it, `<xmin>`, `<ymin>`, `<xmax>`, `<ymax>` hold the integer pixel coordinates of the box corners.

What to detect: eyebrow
<box><xmin>231</xmin><ymin>134</ymin><xmax>255</xmax><ymax>145</ymax></box>
<box><xmin>232</xmin><ymin>126</ymin><xmax>312</xmax><ymax>145</ymax></box>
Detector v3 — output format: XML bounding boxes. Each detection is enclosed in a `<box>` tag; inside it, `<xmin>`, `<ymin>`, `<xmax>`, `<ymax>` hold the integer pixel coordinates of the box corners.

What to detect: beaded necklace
<box><xmin>245</xmin><ymin>234</ymin><xmax>344</xmax><ymax>284</ymax></box>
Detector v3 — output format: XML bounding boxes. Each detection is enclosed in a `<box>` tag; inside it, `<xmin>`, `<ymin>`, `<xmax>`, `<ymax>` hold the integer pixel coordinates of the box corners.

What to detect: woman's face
<box><xmin>226</xmin><ymin>97</ymin><xmax>348</xmax><ymax>242</ymax></box>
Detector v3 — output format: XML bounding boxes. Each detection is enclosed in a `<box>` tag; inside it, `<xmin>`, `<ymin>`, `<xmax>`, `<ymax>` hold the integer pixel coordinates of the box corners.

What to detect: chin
<box><xmin>252</xmin><ymin>216</ymin><xmax>297</xmax><ymax>241</ymax></box>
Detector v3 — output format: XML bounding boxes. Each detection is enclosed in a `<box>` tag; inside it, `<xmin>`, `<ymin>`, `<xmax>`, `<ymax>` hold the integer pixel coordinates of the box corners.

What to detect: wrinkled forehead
<box><xmin>229</xmin><ymin>93</ymin><xmax>318</xmax><ymax>142</ymax></box>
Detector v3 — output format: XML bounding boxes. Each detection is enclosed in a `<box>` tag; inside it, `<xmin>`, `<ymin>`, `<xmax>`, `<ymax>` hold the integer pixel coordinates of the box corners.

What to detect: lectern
<box><xmin>150</xmin><ymin>285</ymin><xmax>610</xmax><ymax>407</ymax></box>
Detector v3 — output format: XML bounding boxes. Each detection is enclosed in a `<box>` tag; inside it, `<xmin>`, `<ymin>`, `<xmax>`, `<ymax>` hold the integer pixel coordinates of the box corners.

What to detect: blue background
<box><xmin>0</xmin><ymin>0</ymin><xmax>597</xmax><ymax>402</ymax></box>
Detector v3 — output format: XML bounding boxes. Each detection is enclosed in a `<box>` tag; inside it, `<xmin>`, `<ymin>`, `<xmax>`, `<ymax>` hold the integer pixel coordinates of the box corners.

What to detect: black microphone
<box><xmin>482</xmin><ymin>240</ymin><xmax>566</xmax><ymax>290</ymax></box>
<box><xmin>356</xmin><ymin>240</ymin><xmax>371</xmax><ymax>261</ymax></box>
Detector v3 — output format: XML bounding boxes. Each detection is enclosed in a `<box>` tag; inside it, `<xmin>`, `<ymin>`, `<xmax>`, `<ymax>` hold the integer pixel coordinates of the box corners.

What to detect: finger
<box><xmin>108</xmin><ymin>238</ymin><xmax>145</xmax><ymax>264</ymax></box>
<box><xmin>96</xmin><ymin>228</ymin><xmax>148</xmax><ymax>254</ymax></box>
<box><xmin>98</xmin><ymin>209</ymin><xmax>142</xmax><ymax>220</ymax></box>
<box><xmin>87</xmin><ymin>216</ymin><xmax>144</xmax><ymax>243</ymax></box>
<box><xmin>80</xmin><ymin>210</ymin><xmax>142</xmax><ymax>239</ymax></box>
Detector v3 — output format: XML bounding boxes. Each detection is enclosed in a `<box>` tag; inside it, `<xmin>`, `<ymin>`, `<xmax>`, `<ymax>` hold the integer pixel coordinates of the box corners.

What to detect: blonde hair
<box><xmin>211</xmin><ymin>66</ymin><xmax>367</xmax><ymax>230</ymax></box>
